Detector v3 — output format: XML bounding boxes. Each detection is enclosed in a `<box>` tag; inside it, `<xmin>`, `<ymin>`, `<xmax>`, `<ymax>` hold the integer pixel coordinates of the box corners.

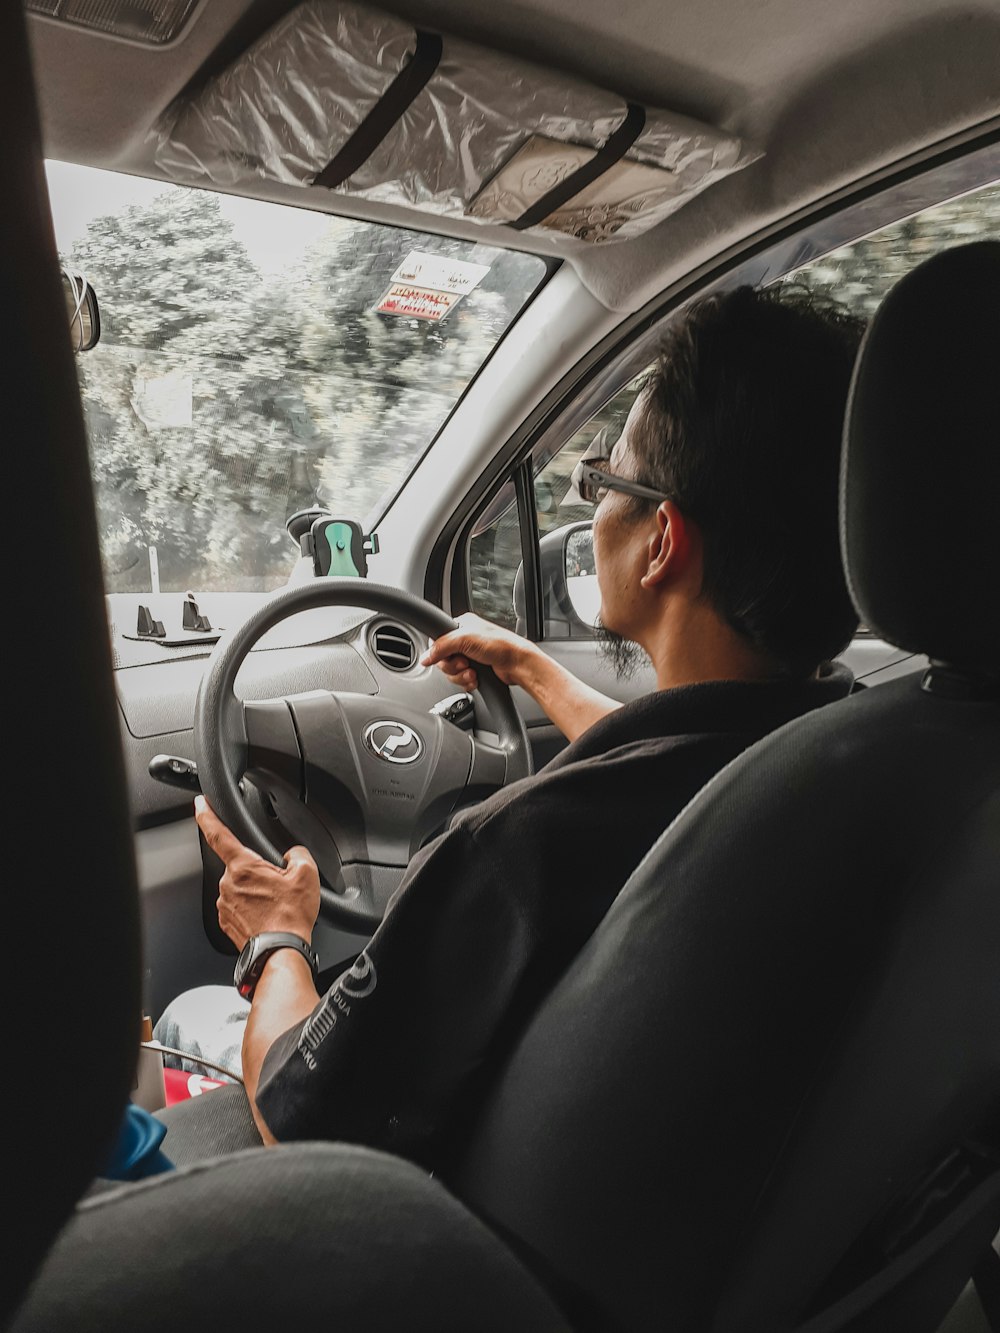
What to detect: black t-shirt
<box><xmin>256</xmin><ymin>668</ymin><xmax>852</xmax><ymax>1161</ymax></box>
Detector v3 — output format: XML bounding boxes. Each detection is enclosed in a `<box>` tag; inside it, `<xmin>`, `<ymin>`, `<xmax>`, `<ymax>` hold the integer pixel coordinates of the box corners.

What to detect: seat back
<box><xmin>2</xmin><ymin>7</ymin><xmax>141</xmax><ymax>1322</ymax></box>
<box><xmin>449</xmin><ymin>243</ymin><xmax>1000</xmax><ymax>1332</ymax></box>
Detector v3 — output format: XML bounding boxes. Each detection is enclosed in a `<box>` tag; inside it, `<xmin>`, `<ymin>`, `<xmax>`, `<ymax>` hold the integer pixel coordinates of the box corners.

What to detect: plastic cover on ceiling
<box><xmin>153</xmin><ymin>0</ymin><xmax>759</xmax><ymax>245</ymax></box>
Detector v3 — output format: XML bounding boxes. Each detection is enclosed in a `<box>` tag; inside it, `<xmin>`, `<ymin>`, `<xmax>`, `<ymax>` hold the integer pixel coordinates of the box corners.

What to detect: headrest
<box><xmin>841</xmin><ymin>240</ymin><xmax>1000</xmax><ymax>677</ymax></box>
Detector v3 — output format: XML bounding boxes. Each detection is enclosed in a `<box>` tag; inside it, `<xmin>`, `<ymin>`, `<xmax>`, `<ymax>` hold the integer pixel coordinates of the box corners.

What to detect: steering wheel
<box><xmin>193</xmin><ymin>581</ymin><xmax>533</xmax><ymax>933</ymax></box>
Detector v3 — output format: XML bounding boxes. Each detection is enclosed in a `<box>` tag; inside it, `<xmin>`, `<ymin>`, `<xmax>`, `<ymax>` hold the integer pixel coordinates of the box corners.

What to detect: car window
<box><xmin>47</xmin><ymin>162</ymin><xmax>546</xmax><ymax>594</ymax></box>
<box><xmin>534</xmin><ymin>375</ymin><xmax>647</xmax><ymax>540</ymax></box>
<box><xmin>467</xmin><ymin>178</ymin><xmax>999</xmax><ymax>635</ymax></box>
<box><xmin>776</xmin><ymin>180</ymin><xmax>1000</xmax><ymax>317</ymax></box>
<box><xmin>468</xmin><ymin>482</ymin><xmax>524</xmax><ymax>631</ymax></box>
<box><xmin>467</xmin><ymin>375</ymin><xmax>646</xmax><ymax>631</ymax></box>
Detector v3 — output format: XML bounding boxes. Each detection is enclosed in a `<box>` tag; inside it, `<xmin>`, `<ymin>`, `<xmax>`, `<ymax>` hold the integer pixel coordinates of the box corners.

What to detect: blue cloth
<box><xmin>102</xmin><ymin>1104</ymin><xmax>173</xmax><ymax>1181</ymax></box>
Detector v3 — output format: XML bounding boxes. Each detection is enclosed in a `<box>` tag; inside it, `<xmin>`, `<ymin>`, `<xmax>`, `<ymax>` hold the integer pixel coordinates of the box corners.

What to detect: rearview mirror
<box><xmin>62</xmin><ymin>271</ymin><xmax>100</xmax><ymax>351</ymax></box>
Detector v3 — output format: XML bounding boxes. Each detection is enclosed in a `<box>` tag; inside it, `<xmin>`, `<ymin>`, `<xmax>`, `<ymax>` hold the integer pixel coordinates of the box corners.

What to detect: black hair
<box><xmin>627</xmin><ymin>284</ymin><xmax>863</xmax><ymax>678</ymax></box>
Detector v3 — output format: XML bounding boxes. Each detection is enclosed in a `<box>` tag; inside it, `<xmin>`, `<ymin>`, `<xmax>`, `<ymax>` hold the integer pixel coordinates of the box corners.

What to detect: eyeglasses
<box><xmin>568</xmin><ymin>427</ymin><xmax>674</xmax><ymax>506</ymax></box>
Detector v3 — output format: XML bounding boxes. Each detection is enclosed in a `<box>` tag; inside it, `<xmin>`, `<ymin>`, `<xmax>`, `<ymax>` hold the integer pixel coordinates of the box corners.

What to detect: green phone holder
<box><xmin>311</xmin><ymin>517</ymin><xmax>379</xmax><ymax>578</ymax></box>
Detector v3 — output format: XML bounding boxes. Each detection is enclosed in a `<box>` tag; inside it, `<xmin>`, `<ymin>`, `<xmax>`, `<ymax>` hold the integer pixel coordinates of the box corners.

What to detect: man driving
<box><xmin>163</xmin><ymin>284</ymin><xmax>865</xmax><ymax>1161</ymax></box>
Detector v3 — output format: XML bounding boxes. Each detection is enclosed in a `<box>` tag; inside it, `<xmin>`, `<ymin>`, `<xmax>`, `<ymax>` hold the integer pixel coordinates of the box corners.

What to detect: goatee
<box><xmin>595</xmin><ymin>618</ymin><xmax>648</xmax><ymax>681</ymax></box>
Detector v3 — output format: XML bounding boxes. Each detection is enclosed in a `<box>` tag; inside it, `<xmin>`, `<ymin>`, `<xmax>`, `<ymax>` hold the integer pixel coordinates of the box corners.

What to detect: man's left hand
<box><xmin>194</xmin><ymin>795</ymin><xmax>320</xmax><ymax>950</ymax></box>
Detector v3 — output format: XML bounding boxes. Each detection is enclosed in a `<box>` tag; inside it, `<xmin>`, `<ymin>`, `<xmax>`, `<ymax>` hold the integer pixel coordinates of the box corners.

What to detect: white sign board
<box><xmin>390</xmin><ymin>251</ymin><xmax>491</xmax><ymax>295</ymax></box>
<box><xmin>374</xmin><ymin>250</ymin><xmax>491</xmax><ymax>322</ymax></box>
<box><xmin>374</xmin><ymin>284</ymin><xmax>460</xmax><ymax>322</ymax></box>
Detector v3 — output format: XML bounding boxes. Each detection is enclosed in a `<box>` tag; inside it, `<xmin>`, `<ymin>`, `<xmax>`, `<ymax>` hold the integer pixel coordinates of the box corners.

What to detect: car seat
<box><xmin>445</xmin><ymin>239</ymin><xmax>1000</xmax><ymax>1332</ymax></box>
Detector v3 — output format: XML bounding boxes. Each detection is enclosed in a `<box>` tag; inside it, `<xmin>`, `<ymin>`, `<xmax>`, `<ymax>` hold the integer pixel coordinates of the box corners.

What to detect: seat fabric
<box><xmin>12</xmin><ymin>1143</ymin><xmax>571</xmax><ymax>1332</ymax></box>
<box><xmin>155</xmin><ymin>1083</ymin><xmax>263</xmax><ymax>1164</ymax></box>
<box><xmin>3</xmin><ymin>5</ymin><xmax>141</xmax><ymax>1322</ymax></box>
<box><xmin>448</xmin><ymin>239</ymin><xmax>1000</xmax><ymax>1333</ymax></box>
<box><xmin>448</xmin><ymin>674</ymin><xmax>1000</xmax><ymax>1330</ymax></box>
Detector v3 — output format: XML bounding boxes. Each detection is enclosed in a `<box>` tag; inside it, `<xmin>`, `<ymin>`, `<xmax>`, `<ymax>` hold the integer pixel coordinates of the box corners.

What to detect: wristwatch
<box><xmin>234</xmin><ymin>932</ymin><xmax>320</xmax><ymax>1002</ymax></box>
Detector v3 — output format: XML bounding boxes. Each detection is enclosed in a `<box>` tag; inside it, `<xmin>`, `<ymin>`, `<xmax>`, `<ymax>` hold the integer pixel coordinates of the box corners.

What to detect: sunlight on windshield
<box><xmin>47</xmin><ymin>162</ymin><xmax>545</xmax><ymax>592</ymax></box>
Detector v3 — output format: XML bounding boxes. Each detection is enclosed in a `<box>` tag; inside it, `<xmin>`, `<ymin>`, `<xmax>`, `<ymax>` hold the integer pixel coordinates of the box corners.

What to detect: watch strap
<box><xmin>235</xmin><ymin>932</ymin><xmax>319</xmax><ymax>1001</ymax></box>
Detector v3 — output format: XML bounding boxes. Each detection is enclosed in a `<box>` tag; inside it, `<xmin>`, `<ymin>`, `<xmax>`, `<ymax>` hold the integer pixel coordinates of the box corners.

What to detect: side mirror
<box><xmin>563</xmin><ymin>525</ymin><xmax>599</xmax><ymax>626</ymax></box>
<box><xmin>62</xmin><ymin>270</ymin><xmax>100</xmax><ymax>351</ymax></box>
<box><xmin>514</xmin><ymin>520</ymin><xmax>598</xmax><ymax>638</ymax></box>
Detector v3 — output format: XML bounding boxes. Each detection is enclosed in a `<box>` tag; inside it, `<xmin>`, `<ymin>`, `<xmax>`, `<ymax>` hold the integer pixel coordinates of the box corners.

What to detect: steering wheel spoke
<box><xmin>286</xmin><ymin>691</ymin><xmax>474</xmax><ymax>865</ymax></box>
<box><xmin>469</xmin><ymin>734</ymin><xmax>516</xmax><ymax>798</ymax></box>
<box><xmin>320</xmin><ymin>861</ymin><xmax>407</xmax><ymax>929</ymax></box>
<box><xmin>243</xmin><ymin>697</ymin><xmax>304</xmax><ymax>799</ymax></box>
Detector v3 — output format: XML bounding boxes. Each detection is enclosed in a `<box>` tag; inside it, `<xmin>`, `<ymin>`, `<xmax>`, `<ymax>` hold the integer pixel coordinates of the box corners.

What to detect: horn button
<box><xmin>363</xmin><ymin>719</ymin><xmax>425</xmax><ymax>765</ymax></box>
<box><xmin>276</xmin><ymin>691</ymin><xmax>471</xmax><ymax>878</ymax></box>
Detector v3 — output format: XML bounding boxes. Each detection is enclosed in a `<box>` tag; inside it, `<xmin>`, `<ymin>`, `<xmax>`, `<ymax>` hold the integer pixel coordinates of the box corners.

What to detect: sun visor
<box><xmin>152</xmin><ymin>0</ymin><xmax>759</xmax><ymax>245</ymax></box>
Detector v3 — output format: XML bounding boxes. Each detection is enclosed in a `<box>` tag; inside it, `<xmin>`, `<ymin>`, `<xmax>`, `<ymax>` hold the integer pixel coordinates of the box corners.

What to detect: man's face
<box><xmin>591</xmin><ymin>396</ymin><xmax>660</xmax><ymax>673</ymax></box>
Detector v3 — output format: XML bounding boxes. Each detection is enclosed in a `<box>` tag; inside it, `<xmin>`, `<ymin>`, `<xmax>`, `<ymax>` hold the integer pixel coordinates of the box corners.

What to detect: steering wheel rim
<box><xmin>194</xmin><ymin>580</ymin><xmax>532</xmax><ymax>931</ymax></box>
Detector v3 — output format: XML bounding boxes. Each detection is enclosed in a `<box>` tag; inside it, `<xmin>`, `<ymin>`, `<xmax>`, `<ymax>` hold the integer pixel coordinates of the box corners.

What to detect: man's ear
<box><xmin>640</xmin><ymin>501</ymin><xmax>693</xmax><ymax>589</ymax></box>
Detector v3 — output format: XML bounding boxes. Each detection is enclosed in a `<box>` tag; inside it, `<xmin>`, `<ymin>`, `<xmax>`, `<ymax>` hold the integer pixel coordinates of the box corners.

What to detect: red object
<box><xmin>163</xmin><ymin>1067</ymin><xmax>226</xmax><ymax>1106</ymax></box>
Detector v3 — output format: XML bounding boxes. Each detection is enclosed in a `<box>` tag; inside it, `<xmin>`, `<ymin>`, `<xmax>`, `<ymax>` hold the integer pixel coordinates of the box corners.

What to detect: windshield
<box><xmin>47</xmin><ymin>162</ymin><xmax>547</xmax><ymax>593</ymax></box>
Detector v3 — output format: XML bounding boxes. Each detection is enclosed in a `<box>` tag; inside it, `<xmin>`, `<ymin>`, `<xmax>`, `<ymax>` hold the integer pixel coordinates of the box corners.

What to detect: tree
<box><xmin>67</xmin><ymin>181</ymin><xmax>544</xmax><ymax>591</ymax></box>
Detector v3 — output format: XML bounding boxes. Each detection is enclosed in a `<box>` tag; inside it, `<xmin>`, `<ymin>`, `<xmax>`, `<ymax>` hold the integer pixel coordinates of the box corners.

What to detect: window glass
<box><xmin>467</xmin><ymin>375</ymin><xmax>646</xmax><ymax>631</ymax></box>
<box><xmin>532</xmin><ymin>376</ymin><xmax>648</xmax><ymax>632</ymax></box>
<box><xmin>48</xmin><ymin>162</ymin><xmax>546</xmax><ymax>593</ymax></box>
<box><xmin>466</xmin><ymin>178</ymin><xmax>998</xmax><ymax>638</ymax></box>
<box><xmin>533</xmin><ymin>375</ymin><xmax>648</xmax><ymax>533</ymax></box>
<box><xmin>468</xmin><ymin>480</ymin><xmax>522</xmax><ymax>631</ymax></box>
<box><xmin>776</xmin><ymin>181</ymin><xmax>1000</xmax><ymax>313</ymax></box>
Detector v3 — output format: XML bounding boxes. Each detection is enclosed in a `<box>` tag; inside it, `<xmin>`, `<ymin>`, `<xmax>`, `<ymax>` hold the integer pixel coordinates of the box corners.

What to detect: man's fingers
<box><xmin>283</xmin><ymin>844</ymin><xmax>318</xmax><ymax>875</ymax></box>
<box><xmin>454</xmin><ymin>665</ymin><xmax>478</xmax><ymax>690</ymax></box>
<box><xmin>194</xmin><ymin>795</ymin><xmax>248</xmax><ymax>864</ymax></box>
<box><xmin>422</xmin><ymin>614</ymin><xmax>504</xmax><ymax>668</ymax></box>
<box><xmin>443</xmin><ymin>658</ymin><xmax>475</xmax><ymax>683</ymax></box>
<box><xmin>426</xmin><ymin>651</ymin><xmax>479</xmax><ymax>691</ymax></box>
<box><xmin>422</xmin><ymin>633</ymin><xmax>470</xmax><ymax>667</ymax></box>
<box><xmin>435</xmin><ymin>652</ymin><xmax>471</xmax><ymax>674</ymax></box>
<box><xmin>420</xmin><ymin>634</ymin><xmax>447</xmax><ymax>666</ymax></box>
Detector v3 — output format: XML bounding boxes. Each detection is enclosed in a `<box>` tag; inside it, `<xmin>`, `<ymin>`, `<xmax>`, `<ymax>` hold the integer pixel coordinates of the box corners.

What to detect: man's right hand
<box><xmin>421</xmin><ymin>612</ymin><xmax>541</xmax><ymax>692</ymax></box>
<box><xmin>423</xmin><ymin>611</ymin><xmax>620</xmax><ymax>743</ymax></box>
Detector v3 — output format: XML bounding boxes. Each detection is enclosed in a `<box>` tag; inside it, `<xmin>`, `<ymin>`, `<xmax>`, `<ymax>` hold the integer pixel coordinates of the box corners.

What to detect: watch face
<box><xmin>234</xmin><ymin>938</ymin><xmax>255</xmax><ymax>987</ymax></box>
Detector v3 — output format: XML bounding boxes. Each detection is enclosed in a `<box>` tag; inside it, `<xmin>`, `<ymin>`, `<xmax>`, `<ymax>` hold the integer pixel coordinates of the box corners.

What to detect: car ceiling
<box><xmin>27</xmin><ymin>0</ymin><xmax>1000</xmax><ymax>314</ymax></box>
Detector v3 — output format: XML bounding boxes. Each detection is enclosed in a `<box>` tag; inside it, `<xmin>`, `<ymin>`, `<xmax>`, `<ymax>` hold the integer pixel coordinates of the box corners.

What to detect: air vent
<box><xmin>369</xmin><ymin>623</ymin><xmax>417</xmax><ymax>672</ymax></box>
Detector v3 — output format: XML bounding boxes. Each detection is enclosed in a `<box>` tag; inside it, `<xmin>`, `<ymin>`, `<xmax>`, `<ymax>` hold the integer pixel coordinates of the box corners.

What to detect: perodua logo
<box><xmin>363</xmin><ymin>719</ymin><xmax>424</xmax><ymax>765</ymax></box>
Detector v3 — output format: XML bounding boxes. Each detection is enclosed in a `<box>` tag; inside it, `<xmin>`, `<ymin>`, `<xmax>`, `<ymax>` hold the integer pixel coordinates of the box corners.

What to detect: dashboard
<box><xmin>113</xmin><ymin>588</ymin><xmax>925</xmax><ymax>828</ymax></box>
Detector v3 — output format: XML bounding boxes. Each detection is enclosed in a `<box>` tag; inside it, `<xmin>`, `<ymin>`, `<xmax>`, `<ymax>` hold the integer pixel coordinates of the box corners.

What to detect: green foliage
<box><xmin>779</xmin><ymin>185</ymin><xmax>1000</xmax><ymax>319</ymax></box>
<box><xmin>68</xmin><ymin>184</ymin><xmax>543</xmax><ymax>591</ymax></box>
